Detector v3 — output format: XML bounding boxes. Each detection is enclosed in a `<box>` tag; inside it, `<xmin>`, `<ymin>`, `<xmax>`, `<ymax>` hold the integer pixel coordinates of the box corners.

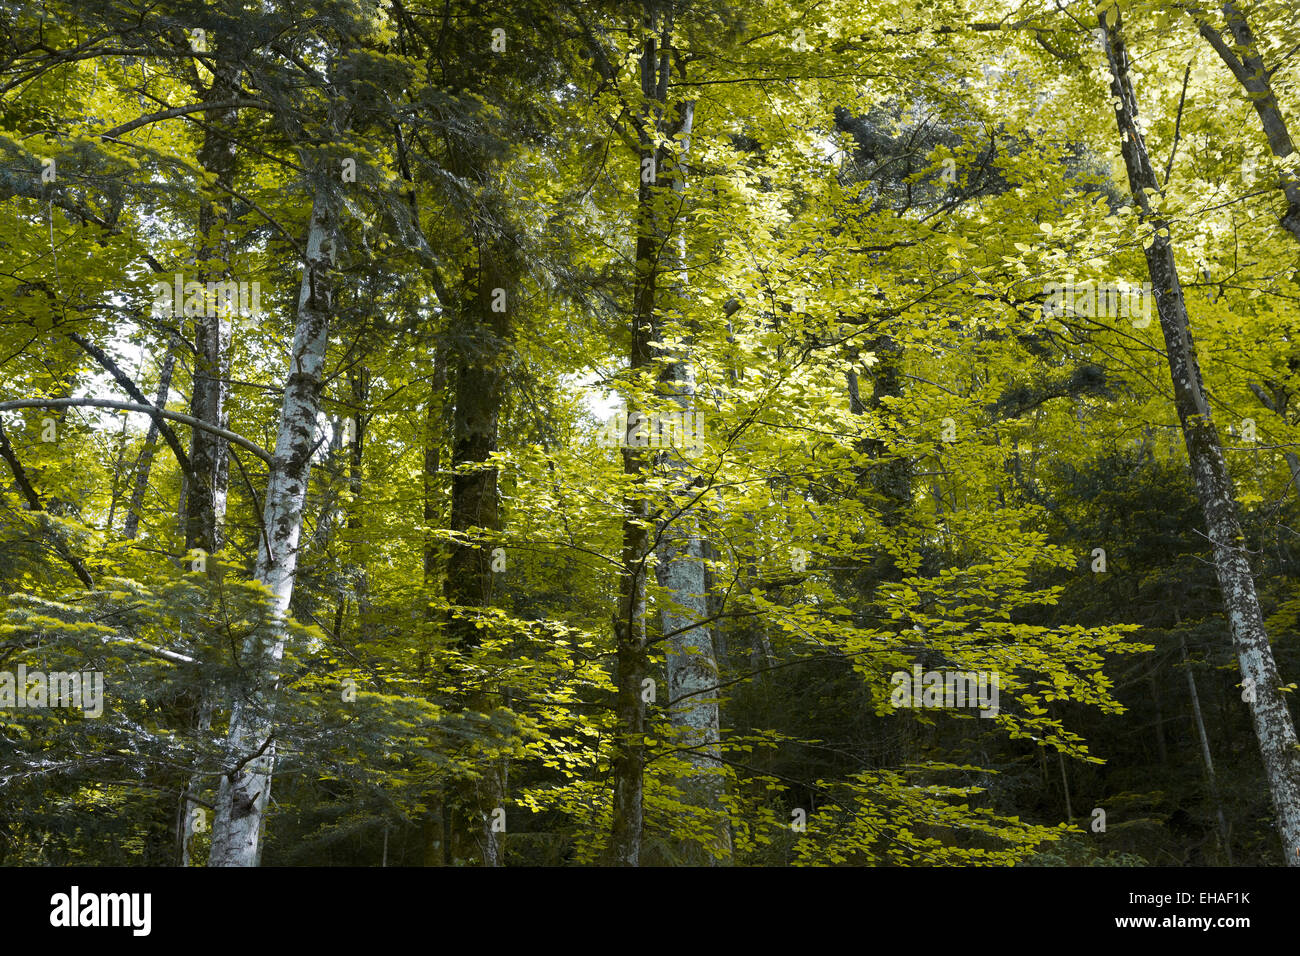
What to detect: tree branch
<box><xmin>0</xmin><ymin>419</ymin><xmax>95</xmax><ymax>587</ymax></box>
<box><xmin>67</xmin><ymin>331</ymin><xmax>197</xmax><ymax>483</ymax></box>
<box><xmin>0</xmin><ymin>399</ymin><xmax>273</xmax><ymax>464</ymax></box>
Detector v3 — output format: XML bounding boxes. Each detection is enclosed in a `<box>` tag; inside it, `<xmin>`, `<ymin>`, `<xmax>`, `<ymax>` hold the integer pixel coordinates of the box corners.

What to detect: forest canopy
<box><xmin>2</xmin><ymin>0</ymin><xmax>1300</xmax><ymax>868</ymax></box>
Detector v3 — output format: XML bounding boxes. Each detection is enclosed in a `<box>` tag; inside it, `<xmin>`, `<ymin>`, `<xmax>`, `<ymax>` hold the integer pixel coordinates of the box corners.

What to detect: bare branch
<box><xmin>0</xmin><ymin>398</ymin><xmax>273</xmax><ymax>464</ymax></box>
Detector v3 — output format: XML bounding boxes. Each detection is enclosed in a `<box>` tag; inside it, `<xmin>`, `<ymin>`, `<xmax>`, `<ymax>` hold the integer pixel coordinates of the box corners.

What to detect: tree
<box><xmin>1099</xmin><ymin>3</ymin><xmax>1300</xmax><ymax>864</ymax></box>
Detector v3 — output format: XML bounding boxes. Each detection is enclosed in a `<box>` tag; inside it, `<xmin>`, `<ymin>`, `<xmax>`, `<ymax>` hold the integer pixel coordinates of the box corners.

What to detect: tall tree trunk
<box><xmin>653</xmin><ymin>91</ymin><xmax>731</xmax><ymax>864</ymax></box>
<box><xmin>176</xmin><ymin>71</ymin><xmax>240</xmax><ymax>863</ymax></box>
<box><xmin>1103</xmin><ymin>13</ymin><xmax>1300</xmax><ymax>864</ymax></box>
<box><xmin>603</xmin><ymin>6</ymin><xmax>731</xmax><ymax>863</ymax></box>
<box><xmin>444</xmin><ymin>209</ymin><xmax>515</xmax><ymax>867</ymax></box>
<box><xmin>207</xmin><ymin>185</ymin><xmax>336</xmax><ymax>867</ymax></box>
<box><xmin>185</xmin><ymin>79</ymin><xmax>239</xmax><ymax>557</ymax></box>
<box><xmin>604</xmin><ymin>6</ymin><xmax>668</xmax><ymax>865</ymax></box>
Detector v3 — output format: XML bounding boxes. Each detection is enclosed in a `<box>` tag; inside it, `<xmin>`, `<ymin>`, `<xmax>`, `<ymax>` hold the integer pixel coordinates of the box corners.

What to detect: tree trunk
<box><xmin>1191</xmin><ymin>1</ymin><xmax>1300</xmax><ymax>240</ymax></box>
<box><xmin>176</xmin><ymin>71</ymin><xmax>240</xmax><ymax>864</ymax></box>
<box><xmin>345</xmin><ymin>367</ymin><xmax>369</xmax><ymax>622</ymax></box>
<box><xmin>652</xmin><ymin>92</ymin><xmax>731</xmax><ymax>865</ymax></box>
<box><xmin>443</xmin><ymin>201</ymin><xmax>514</xmax><ymax>867</ymax></box>
<box><xmin>1102</xmin><ymin>12</ymin><xmax>1300</xmax><ymax>864</ymax></box>
<box><xmin>207</xmin><ymin>185</ymin><xmax>336</xmax><ymax>867</ymax></box>
<box><xmin>604</xmin><ymin>7</ymin><xmax>666</xmax><ymax>865</ymax></box>
<box><xmin>105</xmin><ymin>402</ymin><xmax>132</xmax><ymax>533</ymax></box>
<box><xmin>420</xmin><ymin>349</ymin><xmax>448</xmax><ymax>866</ymax></box>
<box><xmin>185</xmin><ymin>73</ymin><xmax>239</xmax><ymax>557</ymax></box>
<box><xmin>122</xmin><ymin>336</ymin><xmax>178</xmax><ymax>540</ymax></box>
<box><xmin>1057</xmin><ymin>749</ymin><xmax>1074</xmax><ymax>821</ymax></box>
<box><xmin>1150</xmin><ymin>668</ymin><xmax>1168</xmax><ymax>766</ymax></box>
<box><xmin>1181</xmin><ymin>632</ymin><xmax>1232</xmax><ymax>863</ymax></box>
<box><xmin>177</xmin><ymin>696</ymin><xmax>212</xmax><ymax>866</ymax></box>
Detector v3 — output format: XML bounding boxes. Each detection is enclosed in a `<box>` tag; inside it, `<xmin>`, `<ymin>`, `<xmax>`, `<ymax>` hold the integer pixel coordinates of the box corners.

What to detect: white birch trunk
<box><xmin>207</xmin><ymin>187</ymin><xmax>336</xmax><ymax>866</ymax></box>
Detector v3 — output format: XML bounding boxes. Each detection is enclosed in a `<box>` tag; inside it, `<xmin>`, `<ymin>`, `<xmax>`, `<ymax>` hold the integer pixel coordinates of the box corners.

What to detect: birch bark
<box><xmin>207</xmin><ymin>186</ymin><xmax>336</xmax><ymax>866</ymax></box>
